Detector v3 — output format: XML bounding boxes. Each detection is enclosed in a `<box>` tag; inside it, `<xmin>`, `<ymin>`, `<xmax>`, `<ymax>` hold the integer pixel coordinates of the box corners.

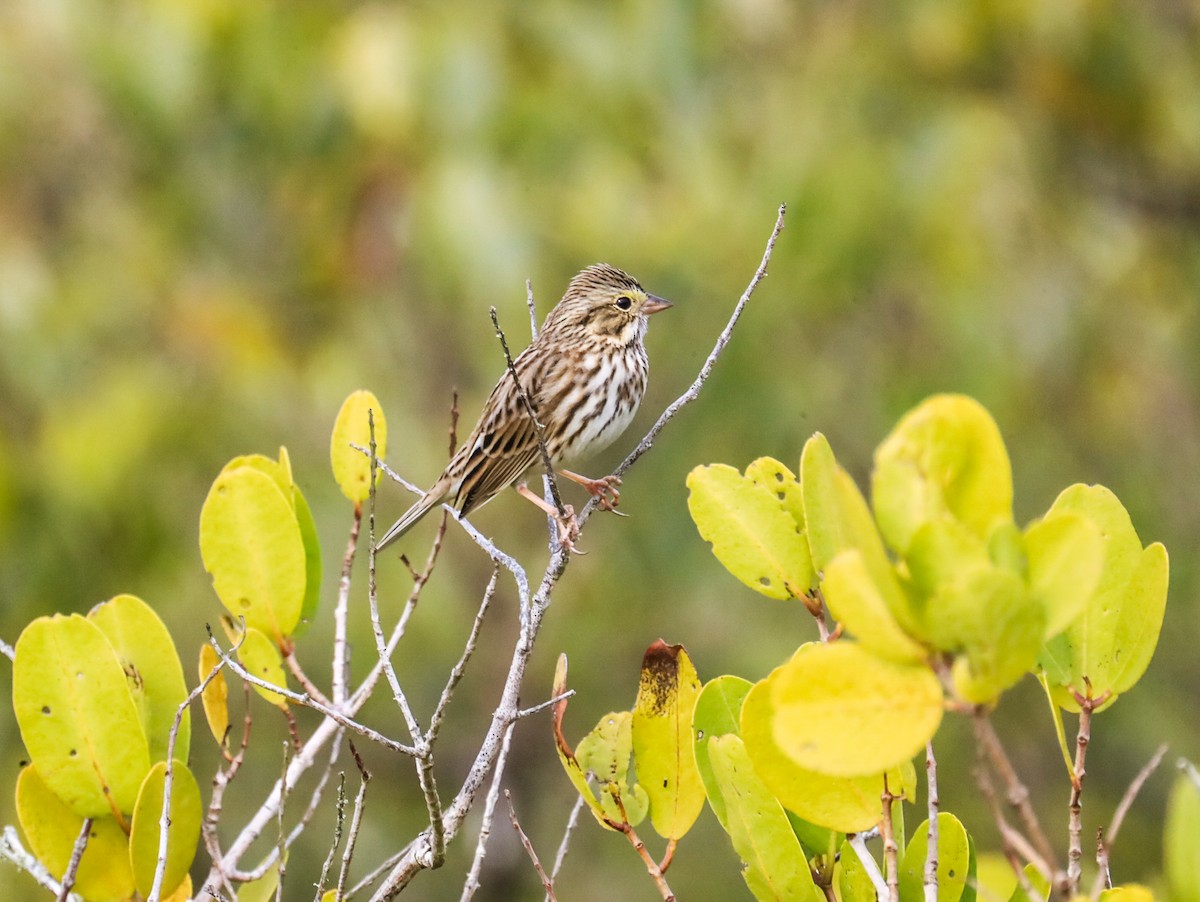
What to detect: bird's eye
<box><xmin>615</xmin><ymin>296</ymin><xmax>633</xmax><ymax>310</ymax></box>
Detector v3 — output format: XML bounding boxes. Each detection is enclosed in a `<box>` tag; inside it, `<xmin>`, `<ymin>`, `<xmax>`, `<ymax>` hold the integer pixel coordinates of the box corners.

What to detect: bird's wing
<box><xmin>452</xmin><ymin>350</ymin><xmax>548</xmax><ymax>516</ymax></box>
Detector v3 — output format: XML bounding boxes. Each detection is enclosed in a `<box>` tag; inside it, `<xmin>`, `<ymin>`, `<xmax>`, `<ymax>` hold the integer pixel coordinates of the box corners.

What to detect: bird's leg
<box><xmin>559</xmin><ymin>469</ymin><xmax>623</xmax><ymax>512</ymax></box>
<box><xmin>515</xmin><ymin>484</ymin><xmax>581</xmax><ymax>551</ymax></box>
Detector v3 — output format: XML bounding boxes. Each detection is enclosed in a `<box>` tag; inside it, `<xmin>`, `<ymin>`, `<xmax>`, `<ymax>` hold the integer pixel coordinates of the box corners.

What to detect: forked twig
<box><xmin>505</xmin><ymin>790</ymin><xmax>557</xmax><ymax>900</ymax></box>
<box><xmin>1090</xmin><ymin>743</ymin><xmax>1167</xmax><ymax>897</ymax></box>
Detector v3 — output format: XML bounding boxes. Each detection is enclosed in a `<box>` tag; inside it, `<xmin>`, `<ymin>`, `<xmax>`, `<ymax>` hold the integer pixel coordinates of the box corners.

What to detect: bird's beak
<box><xmin>643</xmin><ymin>294</ymin><xmax>673</xmax><ymax>315</ymax></box>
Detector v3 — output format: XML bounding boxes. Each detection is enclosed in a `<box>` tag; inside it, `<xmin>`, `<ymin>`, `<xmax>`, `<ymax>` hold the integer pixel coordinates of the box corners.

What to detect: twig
<box><xmin>505</xmin><ymin>790</ymin><xmax>556</xmax><ymax>900</ymax></box>
<box><xmin>526</xmin><ymin>279</ymin><xmax>540</xmax><ymax>340</ymax></box>
<box><xmin>548</xmin><ymin>793</ymin><xmax>587</xmax><ymax>895</ymax></box>
<box><xmin>925</xmin><ymin>742</ymin><xmax>940</xmax><ymax>902</ymax></box>
<box><xmin>880</xmin><ymin>772</ymin><xmax>900</xmax><ymax>902</ymax></box>
<box><xmin>314</xmin><ymin>773</ymin><xmax>347</xmax><ymax>902</ymax></box>
<box><xmin>1067</xmin><ymin>689</ymin><xmax>1110</xmax><ymax>894</ymax></box>
<box><xmin>1</xmin><ymin>827</ymin><xmax>67</xmax><ymax>897</ymax></box>
<box><xmin>333</xmin><ymin>504</ymin><xmax>362</xmax><ymax>706</ymax></box>
<box><xmin>1090</xmin><ymin>743</ymin><xmax>1167</xmax><ymax>898</ymax></box>
<box><xmin>0</xmin><ymin>635</ymin><xmax>14</xmax><ymax>661</ymax></box>
<box><xmin>973</xmin><ymin>711</ymin><xmax>1060</xmax><ymax>880</ymax></box>
<box><xmin>460</xmin><ymin>722</ymin><xmax>518</xmax><ymax>901</ymax></box>
<box><xmin>275</xmin><ymin>742</ymin><xmax>292</xmax><ymax>902</ymax></box>
<box><xmin>338</xmin><ymin>741</ymin><xmax>372</xmax><ymax>900</ymax></box>
<box><xmin>974</xmin><ymin>758</ymin><xmax>1048</xmax><ymax>901</ymax></box>
<box><xmin>56</xmin><ymin>817</ymin><xmax>92</xmax><ymax>902</ymax></box>
<box><xmin>847</xmin><ymin>833</ymin><xmax>887</xmax><ymax>899</ymax></box>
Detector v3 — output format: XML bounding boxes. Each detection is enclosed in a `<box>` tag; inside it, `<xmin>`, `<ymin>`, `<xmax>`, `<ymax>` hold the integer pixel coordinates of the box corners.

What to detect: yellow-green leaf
<box><xmin>292</xmin><ymin>484</ymin><xmax>323</xmax><ymax>636</ymax></box>
<box><xmin>800</xmin><ymin>433</ymin><xmax>914</xmax><ymax>630</ymax></box>
<box><xmin>15</xmin><ymin>766</ymin><xmax>135</xmax><ymax>902</ymax></box>
<box><xmin>1100</xmin><ymin>887</ymin><xmax>1154</xmax><ymax>902</ymax></box>
<box><xmin>631</xmin><ymin>641</ymin><xmax>705</xmax><ymax>840</ymax></box>
<box><xmin>771</xmin><ymin>642</ymin><xmax>942</xmax><ymax>777</ymax></box>
<box><xmin>577</xmin><ymin>710</ymin><xmax>648</xmax><ymax>827</ymax></box>
<box><xmin>1023</xmin><ymin>513</ymin><xmax>1102</xmax><ymax>638</ymax></box>
<box><xmin>975</xmin><ymin>852</ymin><xmax>1018</xmax><ymax>902</ymax></box>
<box><xmin>1037</xmin><ymin>484</ymin><xmax>1169</xmax><ymax>706</ymax></box>
<box><xmin>707</xmin><ymin>734</ymin><xmax>821</xmax><ymax>902</ymax></box>
<box><xmin>129</xmin><ymin>760</ymin><xmax>202</xmax><ymax>899</ymax></box>
<box><xmin>220</xmin><ymin>453</ymin><xmax>292</xmax><ymax>501</ymax></box>
<box><xmin>745</xmin><ymin>456</ymin><xmax>807</xmax><ymax>531</ymax></box>
<box><xmin>13</xmin><ymin>615</ymin><xmax>151</xmax><ymax>818</ymax></box>
<box><xmin>200</xmin><ymin>464</ymin><xmax>307</xmax><ymax>642</ymax></box>
<box><xmin>822</xmin><ymin>550</ymin><xmax>926</xmax><ymax>663</ymax></box>
<box><xmin>88</xmin><ymin>594</ymin><xmax>191</xmax><ymax>765</ymax></box>
<box><xmin>693</xmin><ymin>675</ymin><xmax>752</xmax><ymax>830</ymax></box>
<box><xmin>899</xmin><ymin>813</ymin><xmax>970</xmax><ymax>902</ymax></box>
<box><xmin>872</xmin><ymin>394</ymin><xmax>1013</xmax><ymax>555</ymax></box>
<box><xmin>838</xmin><ymin>838</ymin><xmax>879</xmax><ymax>902</ymax></box>
<box><xmin>198</xmin><ymin>643</ymin><xmax>230</xmax><ymax>748</ymax></box>
<box><xmin>687</xmin><ymin>463</ymin><xmax>814</xmax><ymax>599</ymax></box>
<box><xmin>551</xmin><ymin>655</ymin><xmax>611</xmax><ymax>829</ymax></box>
<box><xmin>331</xmin><ymin>389</ymin><xmax>387</xmax><ymax>503</ymax></box>
<box><xmin>1166</xmin><ymin>773</ymin><xmax>1200</xmax><ymax>902</ymax></box>
<box><xmin>235</xmin><ymin>626</ymin><xmax>290</xmax><ymax>709</ymax></box>
<box><xmin>742</xmin><ymin>668</ymin><xmax>911</xmax><ymax>832</ymax></box>
<box><xmin>237</xmin><ymin>859</ymin><xmax>282</xmax><ymax>902</ymax></box>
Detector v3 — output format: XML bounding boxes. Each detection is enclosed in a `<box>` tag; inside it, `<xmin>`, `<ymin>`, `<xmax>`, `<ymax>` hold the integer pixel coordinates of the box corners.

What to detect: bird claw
<box><xmin>588</xmin><ymin>475</ymin><xmax>623</xmax><ymax>511</ymax></box>
<box><xmin>554</xmin><ymin>505</ymin><xmax>583</xmax><ymax>553</ymax></box>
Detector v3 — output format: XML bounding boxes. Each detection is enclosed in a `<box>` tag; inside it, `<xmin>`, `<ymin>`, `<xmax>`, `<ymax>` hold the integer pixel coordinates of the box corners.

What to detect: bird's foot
<box><xmin>560</xmin><ymin>470</ymin><xmax>622</xmax><ymax>512</ymax></box>
<box><xmin>554</xmin><ymin>504</ymin><xmax>583</xmax><ymax>553</ymax></box>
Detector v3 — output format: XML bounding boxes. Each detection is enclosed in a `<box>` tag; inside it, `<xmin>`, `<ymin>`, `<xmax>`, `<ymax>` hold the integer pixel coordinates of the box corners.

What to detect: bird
<box><xmin>376</xmin><ymin>264</ymin><xmax>671</xmax><ymax>552</ymax></box>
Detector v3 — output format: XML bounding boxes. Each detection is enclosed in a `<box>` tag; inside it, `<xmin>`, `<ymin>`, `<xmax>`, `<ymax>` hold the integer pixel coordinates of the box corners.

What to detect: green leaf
<box><xmin>743</xmin><ymin>663</ymin><xmax>914</xmax><ymax>831</ymax></box>
<box><xmin>974</xmin><ymin>852</ymin><xmax>1018</xmax><ymax>902</ymax></box>
<box><xmin>899</xmin><ymin>813</ymin><xmax>970</xmax><ymax>902</ymax></box>
<box><xmin>931</xmin><ymin>567</ymin><xmax>1044</xmax><ymax>703</ymax></box>
<box><xmin>198</xmin><ymin>643</ymin><xmax>230</xmax><ymax>748</ymax></box>
<box><xmin>905</xmin><ymin>518</ymin><xmax>990</xmax><ymax>603</ymax></box>
<box><xmin>331</xmin><ymin>389</ymin><xmax>387</xmax><ymax>503</ymax></box>
<box><xmin>631</xmin><ymin>641</ymin><xmax>705</xmax><ymax>840</ymax></box>
<box><xmin>687</xmin><ymin>463</ymin><xmax>814</xmax><ymax>599</ymax></box>
<box><xmin>292</xmin><ymin>483</ymin><xmax>323</xmax><ymax>636</ymax></box>
<box><xmin>822</xmin><ymin>550</ymin><xmax>926</xmax><ymax>663</ymax></box>
<box><xmin>1037</xmin><ymin>484</ymin><xmax>1169</xmax><ymax>706</ymax></box>
<box><xmin>838</xmin><ymin>838</ymin><xmax>880</xmax><ymax>902</ymax></box>
<box><xmin>1166</xmin><ymin>772</ymin><xmax>1200</xmax><ymax>902</ymax></box>
<box><xmin>707</xmin><ymin>734</ymin><xmax>821</xmax><ymax>902</ymax></box>
<box><xmin>578</xmin><ymin>710</ymin><xmax>648</xmax><ymax>827</ymax></box>
<box><xmin>15</xmin><ymin>766</ymin><xmax>135</xmax><ymax>902</ymax></box>
<box><xmin>200</xmin><ymin>464</ymin><xmax>307</xmax><ymax>642</ymax></box>
<box><xmin>1023</xmin><ymin>513</ymin><xmax>1102</xmax><ymax>638</ymax></box>
<box><xmin>745</xmin><ymin>456</ymin><xmax>807</xmax><ymax>531</ymax></box>
<box><xmin>232</xmin><ymin>624</ymin><xmax>291</xmax><ymax>710</ymax></box>
<box><xmin>551</xmin><ymin>655</ymin><xmax>613</xmax><ymax>830</ymax></box>
<box><xmin>129</xmin><ymin>760</ymin><xmax>202</xmax><ymax>899</ymax></box>
<box><xmin>13</xmin><ymin>615</ymin><xmax>151</xmax><ymax>818</ymax></box>
<box><xmin>237</xmin><ymin>859</ymin><xmax>282</xmax><ymax>902</ymax></box>
<box><xmin>872</xmin><ymin>394</ymin><xmax>1013</xmax><ymax>555</ymax></box>
<box><xmin>87</xmin><ymin>594</ymin><xmax>191</xmax><ymax>765</ymax></box>
<box><xmin>1099</xmin><ymin>887</ymin><xmax>1154</xmax><ymax>902</ymax></box>
<box><xmin>771</xmin><ymin>642</ymin><xmax>942</xmax><ymax>777</ymax></box>
<box><xmin>693</xmin><ymin>676</ymin><xmax>753</xmax><ymax>830</ymax></box>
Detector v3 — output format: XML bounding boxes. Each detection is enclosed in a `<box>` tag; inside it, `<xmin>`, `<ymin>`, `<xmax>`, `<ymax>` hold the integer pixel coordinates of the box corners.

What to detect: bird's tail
<box><xmin>376</xmin><ymin>486</ymin><xmax>448</xmax><ymax>552</ymax></box>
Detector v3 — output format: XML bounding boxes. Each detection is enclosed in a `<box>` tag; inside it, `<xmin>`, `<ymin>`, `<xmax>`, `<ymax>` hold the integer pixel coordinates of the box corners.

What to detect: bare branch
<box><xmin>925</xmin><ymin>742</ymin><xmax>940</xmax><ymax>902</ymax></box>
<box><xmin>847</xmin><ymin>833</ymin><xmax>887</xmax><ymax>899</ymax></box>
<box><xmin>460</xmin><ymin>722</ymin><xmax>518</xmax><ymax>902</ymax></box>
<box><xmin>56</xmin><ymin>817</ymin><xmax>92</xmax><ymax>902</ymax></box>
<box><xmin>548</xmin><ymin>793</ymin><xmax>587</xmax><ymax>895</ymax></box>
<box><xmin>338</xmin><ymin>741</ymin><xmax>372</xmax><ymax>900</ymax></box>
<box><xmin>1091</xmin><ymin>743</ymin><xmax>1167</xmax><ymax>898</ymax></box>
<box><xmin>314</xmin><ymin>772</ymin><xmax>347</xmax><ymax>902</ymax></box>
<box><xmin>880</xmin><ymin>772</ymin><xmax>900</xmax><ymax>902</ymax></box>
<box><xmin>1</xmin><ymin>827</ymin><xmax>68</xmax><ymax>898</ymax></box>
<box><xmin>0</xmin><ymin>635</ymin><xmax>14</xmax><ymax>661</ymax></box>
<box><xmin>1067</xmin><ymin>689</ymin><xmax>1109</xmax><ymax>894</ymax></box>
<box><xmin>526</xmin><ymin>279</ymin><xmax>540</xmax><ymax>340</ymax></box>
<box><xmin>506</xmin><ymin>790</ymin><xmax>556</xmax><ymax>901</ymax></box>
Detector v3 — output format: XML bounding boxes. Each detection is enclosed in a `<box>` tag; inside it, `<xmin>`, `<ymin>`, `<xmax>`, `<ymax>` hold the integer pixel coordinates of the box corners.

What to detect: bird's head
<box><xmin>544</xmin><ymin>263</ymin><xmax>672</xmax><ymax>346</ymax></box>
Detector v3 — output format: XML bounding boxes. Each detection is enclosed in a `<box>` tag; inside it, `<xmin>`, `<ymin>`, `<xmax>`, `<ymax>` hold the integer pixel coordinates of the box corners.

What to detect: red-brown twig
<box><xmin>1090</xmin><ymin>743</ymin><xmax>1167</xmax><ymax>897</ymax></box>
<box><xmin>505</xmin><ymin>790</ymin><xmax>557</xmax><ymax>901</ymax></box>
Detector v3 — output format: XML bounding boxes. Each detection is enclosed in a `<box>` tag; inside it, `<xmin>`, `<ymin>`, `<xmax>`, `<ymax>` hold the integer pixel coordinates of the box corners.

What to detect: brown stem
<box><xmin>880</xmin><ymin>772</ymin><xmax>900</xmax><ymax>902</ymax></box>
<box><xmin>1089</xmin><ymin>743</ymin><xmax>1167</xmax><ymax>898</ymax></box>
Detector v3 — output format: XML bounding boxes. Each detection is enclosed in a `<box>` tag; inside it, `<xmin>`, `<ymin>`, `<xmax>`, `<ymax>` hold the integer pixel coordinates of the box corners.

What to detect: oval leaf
<box><xmin>872</xmin><ymin>395</ymin><xmax>1013</xmax><ymax>555</ymax></box>
<box><xmin>198</xmin><ymin>643</ymin><xmax>230</xmax><ymax>748</ymax></box>
<box><xmin>13</xmin><ymin>615</ymin><xmax>151</xmax><ymax>818</ymax></box>
<box><xmin>236</xmin><ymin>626</ymin><xmax>290</xmax><ymax>709</ymax></box>
<box><xmin>688</xmin><ymin>464</ymin><xmax>814</xmax><ymax>598</ymax></box>
<box><xmin>16</xmin><ymin>766</ymin><xmax>135</xmax><ymax>902</ymax></box>
<box><xmin>200</xmin><ymin>464</ymin><xmax>307</xmax><ymax>641</ymax></box>
<box><xmin>693</xmin><ymin>676</ymin><xmax>753</xmax><ymax>830</ymax></box>
<box><xmin>331</xmin><ymin>389</ymin><xmax>387</xmax><ymax>503</ymax></box>
<box><xmin>129</xmin><ymin>760</ymin><xmax>202</xmax><ymax>898</ymax></box>
<box><xmin>1023</xmin><ymin>513</ymin><xmax>1102</xmax><ymax>638</ymax></box>
<box><xmin>771</xmin><ymin>642</ymin><xmax>942</xmax><ymax>777</ymax></box>
<box><xmin>899</xmin><ymin>813</ymin><xmax>971</xmax><ymax>902</ymax></box>
<box><xmin>1166</xmin><ymin>773</ymin><xmax>1200</xmax><ymax>902</ymax></box>
<box><xmin>708</xmin><ymin>734</ymin><xmax>821</xmax><ymax>902</ymax></box>
<box><xmin>742</xmin><ymin>669</ymin><xmax>908</xmax><ymax>832</ymax></box>
<box><xmin>631</xmin><ymin>641</ymin><xmax>705</xmax><ymax>840</ymax></box>
<box><xmin>822</xmin><ymin>550</ymin><xmax>926</xmax><ymax>663</ymax></box>
<box><xmin>88</xmin><ymin>594</ymin><xmax>191</xmax><ymax>765</ymax></box>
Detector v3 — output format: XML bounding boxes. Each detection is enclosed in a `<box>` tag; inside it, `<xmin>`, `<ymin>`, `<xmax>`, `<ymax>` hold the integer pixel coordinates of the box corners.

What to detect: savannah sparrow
<box><xmin>376</xmin><ymin>264</ymin><xmax>671</xmax><ymax>551</ymax></box>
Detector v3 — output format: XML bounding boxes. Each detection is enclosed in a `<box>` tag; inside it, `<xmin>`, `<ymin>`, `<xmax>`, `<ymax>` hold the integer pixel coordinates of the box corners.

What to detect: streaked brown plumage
<box><xmin>377</xmin><ymin>264</ymin><xmax>671</xmax><ymax>551</ymax></box>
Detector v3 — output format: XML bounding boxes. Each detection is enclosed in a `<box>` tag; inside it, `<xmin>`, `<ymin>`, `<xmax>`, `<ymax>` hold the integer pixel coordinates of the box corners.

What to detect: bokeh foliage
<box><xmin>1</xmin><ymin>0</ymin><xmax>1198</xmax><ymax>898</ymax></box>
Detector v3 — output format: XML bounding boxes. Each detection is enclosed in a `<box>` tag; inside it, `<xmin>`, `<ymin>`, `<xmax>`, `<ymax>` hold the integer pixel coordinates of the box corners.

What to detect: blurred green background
<box><xmin>2</xmin><ymin>0</ymin><xmax>1198</xmax><ymax>898</ymax></box>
